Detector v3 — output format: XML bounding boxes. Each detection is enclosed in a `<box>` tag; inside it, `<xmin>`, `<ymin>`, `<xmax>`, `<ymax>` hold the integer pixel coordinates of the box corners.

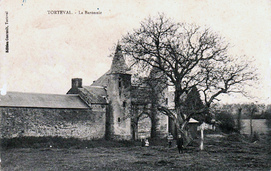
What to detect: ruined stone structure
<box><xmin>0</xmin><ymin>45</ymin><xmax>170</xmax><ymax>140</ymax></box>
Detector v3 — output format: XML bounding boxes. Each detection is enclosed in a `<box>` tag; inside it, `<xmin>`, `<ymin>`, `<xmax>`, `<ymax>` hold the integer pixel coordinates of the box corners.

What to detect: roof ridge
<box><xmin>3</xmin><ymin>91</ymin><xmax>79</xmax><ymax>96</ymax></box>
<box><xmin>0</xmin><ymin>92</ymin><xmax>89</xmax><ymax>108</ymax></box>
<box><xmin>88</xmin><ymin>85</ymin><xmax>106</xmax><ymax>89</ymax></box>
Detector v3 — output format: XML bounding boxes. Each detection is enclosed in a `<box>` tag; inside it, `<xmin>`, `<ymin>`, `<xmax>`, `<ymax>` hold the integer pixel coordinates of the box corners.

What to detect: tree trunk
<box><xmin>237</xmin><ymin>108</ymin><xmax>242</xmax><ymax>133</ymax></box>
<box><xmin>180</xmin><ymin>121</ymin><xmax>193</xmax><ymax>146</ymax></box>
<box><xmin>151</xmin><ymin>119</ymin><xmax>157</xmax><ymax>138</ymax></box>
<box><xmin>250</xmin><ymin>110</ymin><xmax>253</xmax><ymax>136</ymax></box>
<box><xmin>131</xmin><ymin>122</ymin><xmax>138</xmax><ymax>140</ymax></box>
<box><xmin>174</xmin><ymin>87</ymin><xmax>193</xmax><ymax>146</ymax></box>
<box><xmin>150</xmin><ymin>100</ymin><xmax>158</xmax><ymax>138</ymax></box>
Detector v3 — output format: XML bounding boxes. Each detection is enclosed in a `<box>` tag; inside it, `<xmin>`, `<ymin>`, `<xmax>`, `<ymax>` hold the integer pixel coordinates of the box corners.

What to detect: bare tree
<box><xmin>122</xmin><ymin>14</ymin><xmax>257</xmax><ymax>142</ymax></box>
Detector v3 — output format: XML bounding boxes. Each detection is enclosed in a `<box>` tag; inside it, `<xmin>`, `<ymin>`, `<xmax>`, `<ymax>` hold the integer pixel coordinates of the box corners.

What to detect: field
<box><xmin>241</xmin><ymin>119</ymin><xmax>269</xmax><ymax>134</ymax></box>
<box><xmin>1</xmin><ymin>134</ymin><xmax>270</xmax><ymax>171</ymax></box>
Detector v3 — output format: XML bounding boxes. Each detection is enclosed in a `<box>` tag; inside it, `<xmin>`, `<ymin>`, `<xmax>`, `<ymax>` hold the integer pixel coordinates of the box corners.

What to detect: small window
<box><xmin>118</xmin><ymin>77</ymin><xmax>122</xmax><ymax>96</ymax></box>
<box><xmin>118</xmin><ymin>117</ymin><xmax>121</xmax><ymax>122</ymax></box>
<box><xmin>118</xmin><ymin>77</ymin><xmax>122</xmax><ymax>88</ymax></box>
<box><xmin>123</xmin><ymin>101</ymin><xmax>126</xmax><ymax>108</ymax></box>
<box><xmin>165</xmin><ymin>98</ymin><xmax>168</xmax><ymax>105</ymax></box>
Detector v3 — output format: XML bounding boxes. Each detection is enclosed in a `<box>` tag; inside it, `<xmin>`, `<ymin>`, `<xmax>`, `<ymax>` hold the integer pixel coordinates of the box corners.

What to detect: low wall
<box><xmin>0</xmin><ymin>107</ymin><xmax>106</xmax><ymax>140</ymax></box>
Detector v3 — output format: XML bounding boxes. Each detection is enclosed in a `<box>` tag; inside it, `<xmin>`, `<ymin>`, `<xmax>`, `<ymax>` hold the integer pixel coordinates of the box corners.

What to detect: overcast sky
<box><xmin>0</xmin><ymin>0</ymin><xmax>270</xmax><ymax>104</ymax></box>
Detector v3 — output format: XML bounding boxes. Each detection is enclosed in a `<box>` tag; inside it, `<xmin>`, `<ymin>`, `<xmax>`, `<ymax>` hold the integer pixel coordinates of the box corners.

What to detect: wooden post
<box><xmin>200</xmin><ymin>128</ymin><xmax>204</xmax><ymax>150</ymax></box>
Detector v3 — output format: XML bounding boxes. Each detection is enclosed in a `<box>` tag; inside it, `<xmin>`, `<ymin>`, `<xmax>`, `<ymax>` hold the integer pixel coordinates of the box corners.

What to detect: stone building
<box><xmin>0</xmin><ymin>45</ymin><xmax>170</xmax><ymax>140</ymax></box>
<box><xmin>0</xmin><ymin>44</ymin><xmax>206</xmax><ymax>141</ymax></box>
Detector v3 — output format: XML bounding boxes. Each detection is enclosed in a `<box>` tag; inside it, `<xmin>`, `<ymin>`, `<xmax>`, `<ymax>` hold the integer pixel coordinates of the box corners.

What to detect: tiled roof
<box><xmin>79</xmin><ymin>86</ymin><xmax>107</xmax><ymax>104</ymax></box>
<box><xmin>91</xmin><ymin>70</ymin><xmax>110</xmax><ymax>87</ymax></box>
<box><xmin>0</xmin><ymin>92</ymin><xmax>89</xmax><ymax>109</ymax></box>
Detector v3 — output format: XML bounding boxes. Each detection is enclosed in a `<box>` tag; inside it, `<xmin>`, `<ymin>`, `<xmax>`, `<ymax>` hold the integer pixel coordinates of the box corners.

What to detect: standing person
<box><xmin>167</xmin><ymin>133</ymin><xmax>174</xmax><ymax>148</ymax></box>
<box><xmin>141</xmin><ymin>138</ymin><xmax>145</xmax><ymax>147</ymax></box>
<box><xmin>145</xmin><ymin>139</ymin><xmax>149</xmax><ymax>147</ymax></box>
<box><xmin>177</xmin><ymin>134</ymin><xmax>184</xmax><ymax>153</ymax></box>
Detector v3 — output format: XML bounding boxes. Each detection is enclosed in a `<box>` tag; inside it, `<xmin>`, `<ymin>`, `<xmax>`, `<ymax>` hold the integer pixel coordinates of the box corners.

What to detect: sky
<box><xmin>0</xmin><ymin>0</ymin><xmax>270</xmax><ymax>104</ymax></box>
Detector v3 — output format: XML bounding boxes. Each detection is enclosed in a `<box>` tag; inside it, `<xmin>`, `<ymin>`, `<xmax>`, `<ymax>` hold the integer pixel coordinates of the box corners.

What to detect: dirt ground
<box><xmin>1</xmin><ymin>134</ymin><xmax>270</xmax><ymax>171</ymax></box>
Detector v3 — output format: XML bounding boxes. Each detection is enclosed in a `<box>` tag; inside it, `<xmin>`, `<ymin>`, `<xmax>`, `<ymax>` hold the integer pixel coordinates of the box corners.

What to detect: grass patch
<box><xmin>1</xmin><ymin>134</ymin><xmax>270</xmax><ymax>170</ymax></box>
<box><xmin>0</xmin><ymin>136</ymin><xmax>141</xmax><ymax>149</ymax></box>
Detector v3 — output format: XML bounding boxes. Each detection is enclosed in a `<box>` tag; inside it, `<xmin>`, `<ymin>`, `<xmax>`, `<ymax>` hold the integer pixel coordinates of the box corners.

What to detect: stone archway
<box><xmin>137</xmin><ymin>113</ymin><xmax>152</xmax><ymax>139</ymax></box>
<box><xmin>131</xmin><ymin>104</ymin><xmax>153</xmax><ymax>140</ymax></box>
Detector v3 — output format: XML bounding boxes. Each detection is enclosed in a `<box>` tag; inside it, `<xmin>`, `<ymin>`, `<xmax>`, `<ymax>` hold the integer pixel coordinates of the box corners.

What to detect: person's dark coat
<box><xmin>177</xmin><ymin>137</ymin><xmax>184</xmax><ymax>153</ymax></box>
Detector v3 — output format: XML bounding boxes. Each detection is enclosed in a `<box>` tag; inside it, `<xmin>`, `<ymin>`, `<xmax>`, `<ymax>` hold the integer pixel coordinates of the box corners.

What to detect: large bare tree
<box><xmin>122</xmin><ymin>14</ymin><xmax>257</xmax><ymax>141</ymax></box>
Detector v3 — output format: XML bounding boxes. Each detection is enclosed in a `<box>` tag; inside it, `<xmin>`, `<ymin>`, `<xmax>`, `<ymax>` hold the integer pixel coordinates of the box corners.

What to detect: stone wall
<box><xmin>0</xmin><ymin>107</ymin><xmax>106</xmax><ymax>140</ymax></box>
<box><xmin>156</xmin><ymin>111</ymin><xmax>168</xmax><ymax>138</ymax></box>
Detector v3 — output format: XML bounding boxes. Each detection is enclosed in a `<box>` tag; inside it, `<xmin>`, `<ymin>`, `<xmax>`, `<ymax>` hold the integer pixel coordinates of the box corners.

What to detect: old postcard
<box><xmin>0</xmin><ymin>0</ymin><xmax>270</xmax><ymax>170</ymax></box>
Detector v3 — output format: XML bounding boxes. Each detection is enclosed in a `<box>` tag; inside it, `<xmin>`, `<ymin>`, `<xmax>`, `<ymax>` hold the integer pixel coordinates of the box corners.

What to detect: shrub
<box><xmin>215</xmin><ymin>111</ymin><xmax>236</xmax><ymax>134</ymax></box>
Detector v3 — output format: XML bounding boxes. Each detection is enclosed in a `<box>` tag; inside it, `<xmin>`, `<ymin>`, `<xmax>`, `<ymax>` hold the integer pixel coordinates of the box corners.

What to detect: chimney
<box><xmin>72</xmin><ymin>78</ymin><xmax>82</xmax><ymax>88</ymax></box>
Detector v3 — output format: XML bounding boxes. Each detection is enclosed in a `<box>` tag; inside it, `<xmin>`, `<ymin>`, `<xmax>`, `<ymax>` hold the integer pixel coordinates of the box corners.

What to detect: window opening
<box><xmin>118</xmin><ymin>77</ymin><xmax>122</xmax><ymax>88</ymax></box>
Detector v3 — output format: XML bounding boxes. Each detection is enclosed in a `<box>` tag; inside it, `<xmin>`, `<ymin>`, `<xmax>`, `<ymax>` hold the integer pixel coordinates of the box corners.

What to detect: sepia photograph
<box><xmin>0</xmin><ymin>0</ymin><xmax>270</xmax><ymax>170</ymax></box>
